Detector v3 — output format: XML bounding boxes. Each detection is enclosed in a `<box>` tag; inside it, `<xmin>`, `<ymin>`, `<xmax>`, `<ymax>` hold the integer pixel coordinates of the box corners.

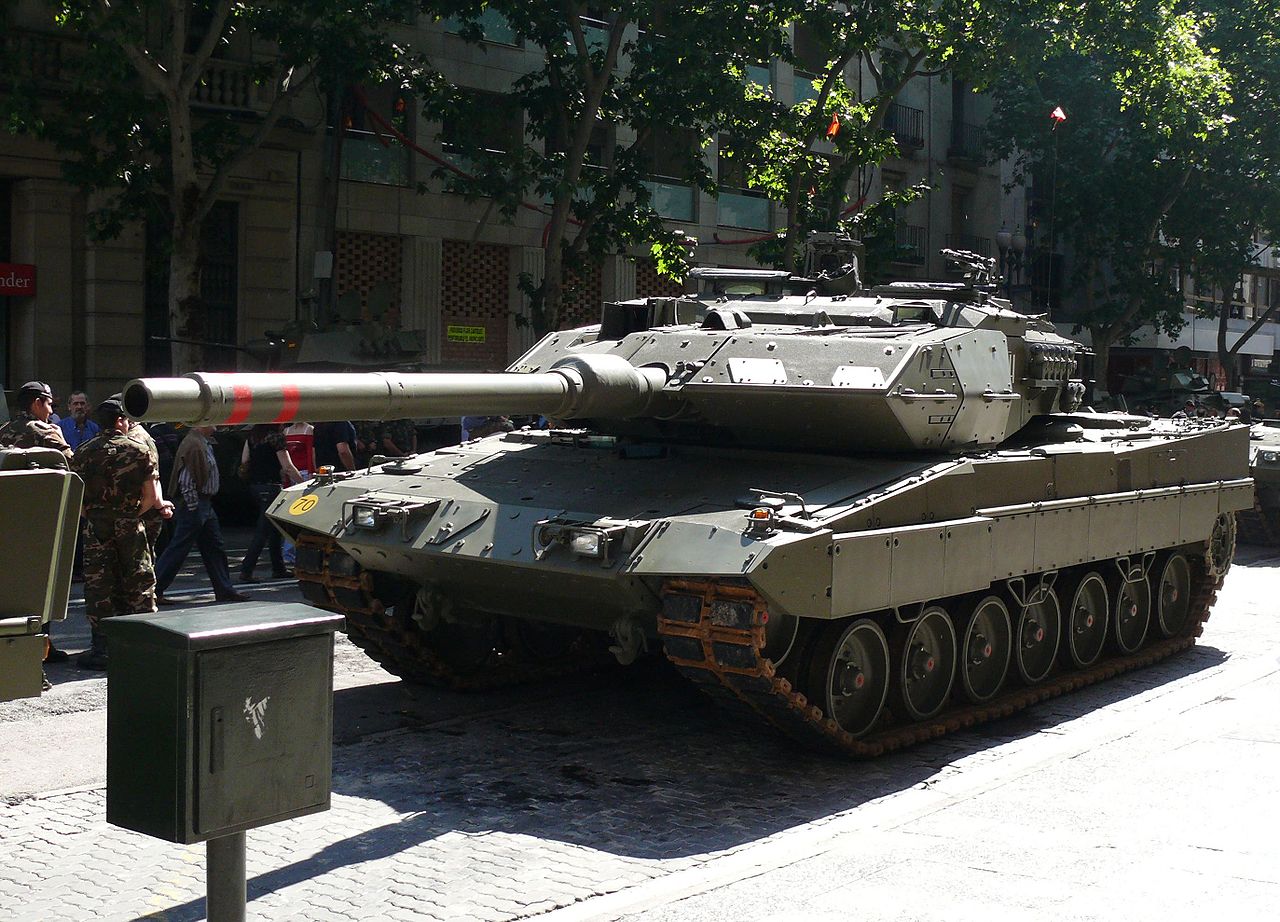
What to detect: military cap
<box><xmin>18</xmin><ymin>380</ymin><xmax>53</xmax><ymax>403</ymax></box>
<box><xmin>94</xmin><ymin>396</ymin><xmax>127</xmax><ymax>427</ymax></box>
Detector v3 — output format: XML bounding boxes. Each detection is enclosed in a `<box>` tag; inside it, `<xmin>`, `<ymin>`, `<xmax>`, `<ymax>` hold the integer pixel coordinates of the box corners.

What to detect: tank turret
<box><xmin>124</xmin><ymin>289</ymin><xmax>1082</xmax><ymax>455</ymax></box>
<box><xmin>117</xmin><ymin>257</ymin><xmax>1251</xmax><ymax>757</ymax></box>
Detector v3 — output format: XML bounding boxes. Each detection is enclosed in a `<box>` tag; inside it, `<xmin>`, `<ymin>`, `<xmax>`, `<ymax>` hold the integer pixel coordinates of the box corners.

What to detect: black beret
<box><xmin>94</xmin><ymin>397</ymin><xmax>127</xmax><ymax>426</ymax></box>
<box><xmin>18</xmin><ymin>381</ymin><xmax>52</xmax><ymax>403</ymax></box>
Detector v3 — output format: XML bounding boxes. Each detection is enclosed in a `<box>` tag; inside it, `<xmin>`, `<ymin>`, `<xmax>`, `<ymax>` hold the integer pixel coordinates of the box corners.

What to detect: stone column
<box><xmin>9</xmin><ymin>178</ymin><xmax>79</xmax><ymax>392</ymax></box>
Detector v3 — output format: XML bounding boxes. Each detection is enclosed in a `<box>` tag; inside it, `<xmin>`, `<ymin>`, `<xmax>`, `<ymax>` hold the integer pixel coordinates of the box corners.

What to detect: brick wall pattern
<box><xmin>336</xmin><ymin>231</ymin><xmax>403</xmax><ymax>325</ymax></box>
<box><xmin>559</xmin><ymin>263</ymin><xmax>604</xmax><ymax>330</ymax></box>
<box><xmin>441</xmin><ymin>239</ymin><xmax>511</xmax><ymax>368</ymax></box>
<box><xmin>634</xmin><ymin>259</ymin><xmax>685</xmax><ymax>299</ymax></box>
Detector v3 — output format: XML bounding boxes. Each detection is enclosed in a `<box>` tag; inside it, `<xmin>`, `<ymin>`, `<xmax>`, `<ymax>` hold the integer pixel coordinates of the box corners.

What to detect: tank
<box><xmin>1237</xmin><ymin>420</ymin><xmax>1280</xmax><ymax>545</ymax></box>
<box><xmin>0</xmin><ymin>446</ymin><xmax>82</xmax><ymax>701</ymax></box>
<box><xmin>122</xmin><ymin>255</ymin><xmax>1253</xmax><ymax>755</ymax></box>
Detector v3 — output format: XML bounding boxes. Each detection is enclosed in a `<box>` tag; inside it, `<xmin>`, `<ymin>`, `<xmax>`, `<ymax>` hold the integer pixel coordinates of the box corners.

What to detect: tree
<box><xmin>418</xmin><ymin>2</ymin><xmax>787</xmax><ymax>334</ymax></box>
<box><xmin>1164</xmin><ymin>0</ymin><xmax>1280</xmax><ymax>390</ymax></box>
<box><xmin>2</xmin><ymin>1</ymin><xmax>417</xmax><ymax>372</ymax></box>
<box><xmin>982</xmin><ymin>2</ymin><xmax>1233</xmax><ymax>389</ymax></box>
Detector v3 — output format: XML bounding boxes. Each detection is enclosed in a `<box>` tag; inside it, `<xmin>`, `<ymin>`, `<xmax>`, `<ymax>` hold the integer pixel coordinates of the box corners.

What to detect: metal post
<box><xmin>207</xmin><ymin>832</ymin><xmax>247</xmax><ymax>922</ymax></box>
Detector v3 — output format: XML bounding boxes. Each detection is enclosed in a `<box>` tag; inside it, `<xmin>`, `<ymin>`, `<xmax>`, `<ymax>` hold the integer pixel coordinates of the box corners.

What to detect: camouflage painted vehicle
<box><xmin>0</xmin><ymin>445</ymin><xmax>82</xmax><ymax>701</ymax></box>
<box><xmin>122</xmin><ymin>256</ymin><xmax>1251</xmax><ymax>755</ymax></box>
<box><xmin>1237</xmin><ymin>420</ymin><xmax>1280</xmax><ymax>545</ymax></box>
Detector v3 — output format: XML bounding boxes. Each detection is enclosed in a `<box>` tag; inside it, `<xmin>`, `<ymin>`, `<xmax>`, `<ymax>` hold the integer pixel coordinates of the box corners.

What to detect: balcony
<box><xmin>944</xmin><ymin>234</ymin><xmax>991</xmax><ymax>258</ymax></box>
<box><xmin>894</xmin><ymin>224</ymin><xmax>926</xmax><ymax>264</ymax></box>
<box><xmin>885</xmin><ymin>103</ymin><xmax>925</xmax><ymax>151</ymax></box>
<box><xmin>1</xmin><ymin>31</ymin><xmax>66</xmax><ymax>84</ymax></box>
<box><xmin>192</xmin><ymin>60</ymin><xmax>258</xmax><ymax>113</ymax></box>
<box><xmin>643</xmin><ymin>180</ymin><xmax>696</xmax><ymax>222</ymax></box>
<box><xmin>948</xmin><ymin>120</ymin><xmax>985</xmax><ymax>163</ymax></box>
<box><xmin>340</xmin><ymin>130</ymin><xmax>410</xmax><ymax>186</ymax></box>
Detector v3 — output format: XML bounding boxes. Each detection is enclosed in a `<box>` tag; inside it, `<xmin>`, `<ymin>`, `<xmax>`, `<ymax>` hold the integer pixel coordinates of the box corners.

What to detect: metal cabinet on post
<box><xmin>102</xmin><ymin>603</ymin><xmax>344</xmax><ymax>920</ymax></box>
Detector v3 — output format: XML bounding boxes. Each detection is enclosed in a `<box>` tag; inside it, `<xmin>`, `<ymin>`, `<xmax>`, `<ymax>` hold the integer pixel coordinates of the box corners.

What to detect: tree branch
<box><xmin>180</xmin><ymin>0</ymin><xmax>237</xmax><ymax>100</ymax></box>
<box><xmin>97</xmin><ymin>0</ymin><xmax>173</xmax><ymax>94</ymax></box>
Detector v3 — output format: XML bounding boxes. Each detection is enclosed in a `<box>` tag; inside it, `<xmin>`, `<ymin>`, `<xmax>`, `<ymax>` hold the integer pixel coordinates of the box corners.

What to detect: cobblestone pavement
<box><xmin>2</xmin><ymin>546</ymin><xmax>1277</xmax><ymax>921</ymax></box>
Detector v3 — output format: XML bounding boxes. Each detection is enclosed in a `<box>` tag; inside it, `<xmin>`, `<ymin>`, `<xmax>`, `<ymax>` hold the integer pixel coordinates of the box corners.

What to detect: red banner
<box><xmin>0</xmin><ymin>263</ymin><xmax>36</xmax><ymax>297</ymax></box>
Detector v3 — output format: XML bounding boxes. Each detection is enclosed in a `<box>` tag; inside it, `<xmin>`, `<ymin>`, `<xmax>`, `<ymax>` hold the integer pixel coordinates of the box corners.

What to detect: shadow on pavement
<box><xmin>140</xmin><ymin>632</ymin><xmax>1229</xmax><ymax>922</ymax></box>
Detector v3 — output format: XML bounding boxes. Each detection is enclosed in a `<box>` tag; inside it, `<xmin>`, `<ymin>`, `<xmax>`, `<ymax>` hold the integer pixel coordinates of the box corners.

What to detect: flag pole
<box><xmin>1046</xmin><ymin>107</ymin><xmax>1064</xmax><ymax>317</ymax></box>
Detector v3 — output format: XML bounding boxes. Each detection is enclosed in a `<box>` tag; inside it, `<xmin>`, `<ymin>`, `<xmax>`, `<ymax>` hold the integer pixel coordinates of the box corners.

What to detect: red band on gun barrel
<box><xmin>272</xmin><ymin>383</ymin><xmax>301</xmax><ymax>423</ymax></box>
<box><xmin>224</xmin><ymin>384</ymin><xmax>253</xmax><ymax>425</ymax></box>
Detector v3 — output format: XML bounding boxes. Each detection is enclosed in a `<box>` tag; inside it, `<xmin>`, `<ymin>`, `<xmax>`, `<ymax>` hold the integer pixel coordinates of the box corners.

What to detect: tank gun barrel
<box><xmin>122</xmin><ymin>356</ymin><xmax>668</xmax><ymax>426</ymax></box>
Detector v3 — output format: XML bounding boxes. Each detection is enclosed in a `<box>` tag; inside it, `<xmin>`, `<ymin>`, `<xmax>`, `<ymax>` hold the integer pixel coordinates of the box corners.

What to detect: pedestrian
<box><xmin>380</xmin><ymin>418</ymin><xmax>417</xmax><ymax>456</ymax></box>
<box><xmin>1253</xmin><ymin>399</ymin><xmax>1267</xmax><ymax>420</ymax></box>
<box><xmin>70</xmin><ymin>397</ymin><xmax>174</xmax><ymax>670</ymax></box>
<box><xmin>314</xmin><ymin>419</ymin><xmax>358</xmax><ymax>471</ymax></box>
<box><xmin>57</xmin><ymin>391</ymin><xmax>101</xmax><ymax>451</ymax></box>
<box><xmin>283</xmin><ymin>420</ymin><xmax>315</xmax><ymax>479</ymax></box>
<box><xmin>1228</xmin><ymin>407</ymin><xmax>1242</xmax><ymax>421</ymax></box>
<box><xmin>152</xmin><ymin>426</ymin><xmax>250</xmax><ymax>605</ymax></box>
<box><xmin>353</xmin><ymin>421</ymin><xmax>379</xmax><ymax>466</ymax></box>
<box><xmin>1</xmin><ymin>381</ymin><xmax>75</xmax><ymax>664</ymax></box>
<box><xmin>238</xmin><ymin>424</ymin><xmax>303</xmax><ymax>582</ymax></box>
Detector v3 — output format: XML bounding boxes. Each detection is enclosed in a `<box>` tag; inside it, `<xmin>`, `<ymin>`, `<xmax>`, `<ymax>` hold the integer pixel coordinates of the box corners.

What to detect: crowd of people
<box><xmin>0</xmin><ymin>379</ymin><xmax>424</xmax><ymax>684</ymax></box>
<box><xmin>1131</xmin><ymin>397</ymin><xmax>1270</xmax><ymax>421</ymax></box>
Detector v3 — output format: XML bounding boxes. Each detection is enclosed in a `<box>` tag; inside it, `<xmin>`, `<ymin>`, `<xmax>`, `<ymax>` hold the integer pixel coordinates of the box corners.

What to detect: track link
<box><xmin>294</xmin><ymin>533</ymin><xmax>610</xmax><ymax>691</ymax></box>
<box><xmin>1235</xmin><ymin>500</ymin><xmax>1280</xmax><ymax>546</ymax></box>
<box><xmin>659</xmin><ymin>567</ymin><xmax>1219</xmax><ymax>758</ymax></box>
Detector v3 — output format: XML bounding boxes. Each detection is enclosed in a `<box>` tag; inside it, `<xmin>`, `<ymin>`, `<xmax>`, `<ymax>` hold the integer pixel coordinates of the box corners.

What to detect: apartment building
<box><xmin>1</xmin><ymin>6</ymin><xmax>1022</xmax><ymax>400</ymax></box>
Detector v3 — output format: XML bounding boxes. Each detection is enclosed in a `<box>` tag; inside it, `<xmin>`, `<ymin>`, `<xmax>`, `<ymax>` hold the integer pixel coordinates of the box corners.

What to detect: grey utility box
<box><xmin>102</xmin><ymin>603</ymin><xmax>344</xmax><ymax>844</ymax></box>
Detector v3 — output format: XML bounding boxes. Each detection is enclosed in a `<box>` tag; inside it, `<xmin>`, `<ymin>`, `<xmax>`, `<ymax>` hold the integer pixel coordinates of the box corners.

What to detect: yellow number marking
<box><xmin>289</xmin><ymin>495</ymin><xmax>318</xmax><ymax>515</ymax></box>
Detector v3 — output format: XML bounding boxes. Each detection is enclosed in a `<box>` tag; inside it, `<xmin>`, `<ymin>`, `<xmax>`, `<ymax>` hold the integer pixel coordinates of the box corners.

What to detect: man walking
<box><xmin>71</xmin><ymin>397</ymin><xmax>173</xmax><ymax>670</ymax></box>
<box><xmin>57</xmin><ymin>391</ymin><xmax>100</xmax><ymax>451</ymax></box>
<box><xmin>153</xmin><ymin>426</ymin><xmax>250</xmax><ymax>605</ymax></box>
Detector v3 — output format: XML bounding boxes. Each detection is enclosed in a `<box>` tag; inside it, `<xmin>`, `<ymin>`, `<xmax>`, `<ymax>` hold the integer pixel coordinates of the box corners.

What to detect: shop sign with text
<box><xmin>0</xmin><ymin>263</ymin><xmax>36</xmax><ymax>297</ymax></box>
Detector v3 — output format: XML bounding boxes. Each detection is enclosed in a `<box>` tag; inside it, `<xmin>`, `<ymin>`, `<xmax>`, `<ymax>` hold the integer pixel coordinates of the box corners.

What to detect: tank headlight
<box><xmin>1263</xmin><ymin>451</ymin><xmax>1278</xmax><ymax>463</ymax></box>
<box><xmin>352</xmin><ymin>505</ymin><xmax>381</xmax><ymax>529</ymax></box>
<box><xmin>570</xmin><ymin>529</ymin><xmax>607</xmax><ymax>558</ymax></box>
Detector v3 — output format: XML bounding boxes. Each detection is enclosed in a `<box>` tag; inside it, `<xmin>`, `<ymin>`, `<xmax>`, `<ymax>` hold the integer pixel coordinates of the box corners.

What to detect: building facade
<box><xmin>1</xmin><ymin>6</ymin><xmax>1023</xmax><ymax>403</ymax></box>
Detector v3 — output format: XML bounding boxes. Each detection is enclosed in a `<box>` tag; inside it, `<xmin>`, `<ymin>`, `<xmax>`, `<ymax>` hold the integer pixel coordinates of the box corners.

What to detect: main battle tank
<box><xmin>1237</xmin><ymin>420</ymin><xmax>1280</xmax><ymax>545</ymax></box>
<box><xmin>122</xmin><ymin>256</ymin><xmax>1252</xmax><ymax>755</ymax></box>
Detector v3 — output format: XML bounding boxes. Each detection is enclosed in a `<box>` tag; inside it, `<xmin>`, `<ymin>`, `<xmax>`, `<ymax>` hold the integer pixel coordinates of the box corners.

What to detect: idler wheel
<box><xmin>1154</xmin><ymin>553</ymin><xmax>1193</xmax><ymax>638</ymax></box>
<box><xmin>897</xmin><ymin>606</ymin><xmax>957</xmax><ymax>721</ymax></box>
<box><xmin>1204</xmin><ymin>513</ymin><xmax>1237</xmax><ymax>580</ymax></box>
<box><xmin>1063</xmin><ymin>572</ymin><xmax>1109</xmax><ymax>668</ymax></box>
<box><xmin>1111</xmin><ymin>572</ymin><xmax>1151</xmax><ymax>655</ymax></box>
<box><xmin>957</xmin><ymin>595</ymin><xmax>1011</xmax><ymax>703</ymax></box>
<box><xmin>1014</xmin><ymin>587</ymin><xmax>1061</xmax><ymax>684</ymax></box>
<box><xmin>805</xmin><ymin>618</ymin><xmax>891</xmax><ymax>739</ymax></box>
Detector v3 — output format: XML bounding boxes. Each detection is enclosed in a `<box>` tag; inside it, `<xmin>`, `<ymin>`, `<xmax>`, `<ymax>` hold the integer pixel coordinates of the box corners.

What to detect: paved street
<box><xmin>2</xmin><ymin>534</ymin><xmax>1278</xmax><ymax>922</ymax></box>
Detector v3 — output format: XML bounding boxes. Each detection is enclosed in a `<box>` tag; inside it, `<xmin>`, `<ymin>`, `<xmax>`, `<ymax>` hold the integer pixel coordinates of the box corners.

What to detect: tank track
<box><xmin>293</xmin><ymin>533</ymin><xmax>611</xmax><ymax>691</ymax></box>
<box><xmin>658</xmin><ymin>564</ymin><xmax>1219</xmax><ymax>758</ymax></box>
<box><xmin>1235</xmin><ymin>500</ymin><xmax>1280</xmax><ymax>546</ymax></box>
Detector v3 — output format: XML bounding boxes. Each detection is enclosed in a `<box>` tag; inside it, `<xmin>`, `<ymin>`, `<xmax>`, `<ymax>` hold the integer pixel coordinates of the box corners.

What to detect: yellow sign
<box><xmin>289</xmin><ymin>495</ymin><xmax>318</xmax><ymax>516</ymax></box>
<box><xmin>446</xmin><ymin>324</ymin><xmax>487</xmax><ymax>343</ymax></box>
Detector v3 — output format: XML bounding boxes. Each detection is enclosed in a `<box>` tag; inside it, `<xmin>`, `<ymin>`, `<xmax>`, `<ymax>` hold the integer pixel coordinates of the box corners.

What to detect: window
<box><xmin>441</xmin><ymin>89</ymin><xmax>523</xmax><ymax>157</ymax></box>
<box><xmin>340</xmin><ymin>84</ymin><xmax>412</xmax><ymax>186</ymax></box>
<box><xmin>642</xmin><ymin>126</ymin><xmax>698</xmax><ymax>222</ymax></box>
<box><xmin>792</xmin><ymin>23</ymin><xmax>827</xmax><ymax>105</ymax></box>
<box><xmin>443</xmin><ymin>9</ymin><xmax>520</xmax><ymax>46</ymax></box>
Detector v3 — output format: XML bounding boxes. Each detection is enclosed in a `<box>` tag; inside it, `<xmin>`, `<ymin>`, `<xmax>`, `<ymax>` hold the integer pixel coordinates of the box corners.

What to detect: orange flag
<box><xmin>1050</xmin><ymin>106</ymin><xmax>1067</xmax><ymax>128</ymax></box>
<box><xmin>826</xmin><ymin>112</ymin><xmax>840</xmax><ymax>139</ymax></box>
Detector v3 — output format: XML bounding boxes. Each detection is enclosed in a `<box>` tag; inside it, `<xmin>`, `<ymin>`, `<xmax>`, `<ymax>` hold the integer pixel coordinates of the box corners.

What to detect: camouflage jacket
<box><xmin>71</xmin><ymin>431</ymin><xmax>156</xmax><ymax>519</ymax></box>
<box><xmin>0</xmin><ymin>410</ymin><xmax>74</xmax><ymax>459</ymax></box>
<box><xmin>381</xmin><ymin>418</ymin><xmax>416</xmax><ymax>455</ymax></box>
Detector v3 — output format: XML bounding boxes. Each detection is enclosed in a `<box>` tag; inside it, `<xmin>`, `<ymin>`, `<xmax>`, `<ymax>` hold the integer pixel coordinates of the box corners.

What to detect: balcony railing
<box><xmin>948</xmin><ymin>120</ymin><xmax>985</xmax><ymax>162</ymax></box>
<box><xmin>894</xmin><ymin>223</ymin><xmax>926</xmax><ymax>264</ymax></box>
<box><xmin>192</xmin><ymin>60</ymin><xmax>257</xmax><ymax>112</ymax></box>
<box><xmin>1</xmin><ymin>30</ymin><xmax>66</xmax><ymax>83</ymax></box>
<box><xmin>643</xmin><ymin>180</ymin><xmax>696</xmax><ymax>222</ymax></box>
<box><xmin>886</xmin><ymin>103</ymin><xmax>925</xmax><ymax>150</ymax></box>
<box><xmin>944</xmin><ymin>234</ymin><xmax>991</xmax><ymax>257</ymax></box>
<box><xmin>717</xmin><ymin>191</ymin><xmax>770</xmax><ymax>230</ymax></box>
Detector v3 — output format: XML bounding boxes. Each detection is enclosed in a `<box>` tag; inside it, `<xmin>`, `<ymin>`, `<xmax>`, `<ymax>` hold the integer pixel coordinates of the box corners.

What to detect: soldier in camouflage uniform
<box><xmin>71</xmin><ymin>397</ymin><xmax>174</xmax><ymax>670</ymax></box>
<box><xmin>379</xmin><ymin>418</ymin><xmax>417</xmax><ymax>457</ymax></box>
<box><xmin>0</xmin><ymin>381</ymin><xmax>73</xmax><ymax>460</ymax></box>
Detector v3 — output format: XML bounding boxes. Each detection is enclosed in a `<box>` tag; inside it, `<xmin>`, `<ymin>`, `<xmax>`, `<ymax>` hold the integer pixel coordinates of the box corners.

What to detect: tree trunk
<box><xmin>169</xmin><ymin>218</ymin><xmax>205</xmax><ymax>373</ymax></box>
<box><xmin>1090</xmin><ymin>331</ymin><xmax>1112</xmax><ymax>401</ymax></box>
<box><xmin>1216</xmin><ymin>296</ymin><xmax>1236</xmax><ymax>390</ymax></box>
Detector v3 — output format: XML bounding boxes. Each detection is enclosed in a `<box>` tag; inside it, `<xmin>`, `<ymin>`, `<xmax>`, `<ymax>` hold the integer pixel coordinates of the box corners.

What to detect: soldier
<box><xmin>71</xmin><ymin>397</ymin><xmax>174</xmax><ymax>670</ymax></box>
<box><xmin>380</xmin><ymin>418</ymin><xmax>417</xmax><ymax>457</ymax></box>
<box><xmin>0</xmin><ymin>381</ymin><xmax>73</xmax><ymax>460</ymax></box>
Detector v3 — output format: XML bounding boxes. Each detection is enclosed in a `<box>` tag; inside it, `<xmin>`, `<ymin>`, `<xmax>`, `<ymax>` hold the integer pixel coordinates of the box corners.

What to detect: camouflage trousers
<box><xmin>83</xmin><ymin>515</ymin><xmax>156</xmax><ymax>631</ymax></box>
